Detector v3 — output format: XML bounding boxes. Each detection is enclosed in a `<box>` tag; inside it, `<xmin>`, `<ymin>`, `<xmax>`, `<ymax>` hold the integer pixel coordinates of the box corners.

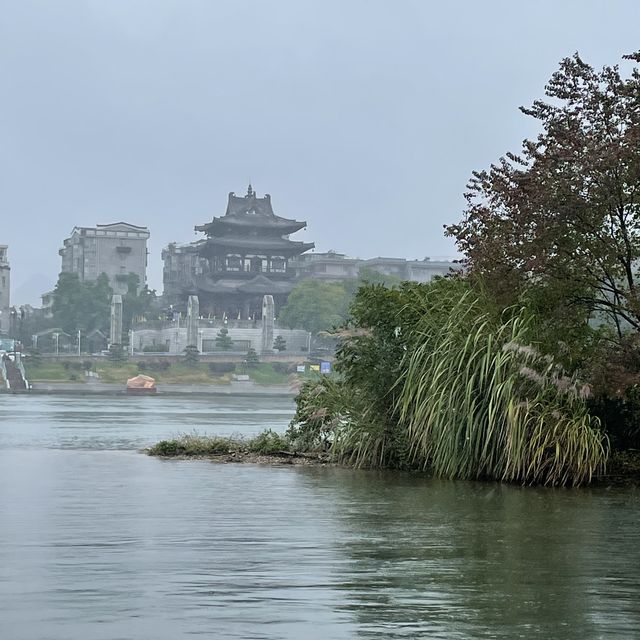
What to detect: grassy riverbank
<box><xmin>146</xmin><ymin>432</ymin><xmax>640</xmax><ymax>483</ymax></box>
<box><xmin>25</xmin><ymin>361</ymin><xmax>293</xmax><ymax>385</ymax></box>
<box><xmin>147</xmin><ymin>431</ymin><xmax>330</xmax><ymax>466</ymax></box>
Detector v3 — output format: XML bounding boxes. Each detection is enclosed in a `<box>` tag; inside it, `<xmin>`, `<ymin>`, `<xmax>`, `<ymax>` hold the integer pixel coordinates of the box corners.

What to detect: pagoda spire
<box><xmin>247</xmin><ymin>182</ymin><xmax>254</xmax><ymax>198</ymax></box>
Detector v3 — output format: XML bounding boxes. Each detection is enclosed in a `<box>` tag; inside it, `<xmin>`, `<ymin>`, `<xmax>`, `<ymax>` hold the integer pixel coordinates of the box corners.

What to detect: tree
<box><xmin>215</xmin><ymin>326</ymin><xmax>234</xmax><ymax>350</ymax></box>
<box><xmin>183</xmin><ymin>344</ymin><xmax>200</xmax><ymax>367</ymax></box>
<box><xmin>121</xmin><ymin>273</ymin><xmax>157</xmax><ymax>332</ymax></box>
<box><xmin>108</xmin><ymin>343</ymin><xmax>126</xmax><ymax>363</ymax></box>
<box><xmin>245</xmin><ymin>347</ymin><xmax>259</xmax><ymax>368</ymax></box>
<box><xmin>278</xmin><ymin>279</ymin><xmax>351</xmax><ymax>334</ymax></box>
<box><xmin>52</xmin><ymin>272</ymin><xmax>112</xmax><ymax>335</ymax></box>
<box><xmin>446</xmin><ymin>52</ymin><xmax>640</xmax><ymax>342</ymax></box>
<box><xmin>273</xmin><ymin>335</ymin><xmax>287</xmax><ymax>352</ymax></box>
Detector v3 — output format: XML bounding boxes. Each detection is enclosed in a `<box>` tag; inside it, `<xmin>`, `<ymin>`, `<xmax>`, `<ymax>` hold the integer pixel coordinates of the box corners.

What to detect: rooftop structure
<box><xmin>59</xmin><ymin>222</ymin><xmax>150</xmax><ymax>295</ymax></box>
<box><xmin>171</xmin><ymin>186</ymin><xmax>314</xmax><ymax>318</ymax></box>
<box><xmin>0</xmin><ymin>245</ymin><xmax>10</xmax><ymax>334</ymax></box>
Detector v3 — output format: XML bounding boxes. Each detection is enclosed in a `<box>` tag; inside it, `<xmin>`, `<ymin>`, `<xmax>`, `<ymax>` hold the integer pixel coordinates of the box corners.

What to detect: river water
<box><xmin>0</xmin><ymin>394</ymin><xmax>638</xmax><ymax>639</ymax></box>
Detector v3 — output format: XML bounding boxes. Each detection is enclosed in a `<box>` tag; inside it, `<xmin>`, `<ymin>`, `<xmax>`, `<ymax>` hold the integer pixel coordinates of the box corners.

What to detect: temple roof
<box><xmin>200</xmin><ymin>235</ymin><xmax>314</xmax><ymax>256</ymax></box>
<box><xmin>195</xmin><ymin>185</ymin><xmax>308</xmax><ymax>236</ymax></box>
<box><xmin>192</xmin><ymin>275</ymin><xmax>294</xmax><ymax>295</ymax></box>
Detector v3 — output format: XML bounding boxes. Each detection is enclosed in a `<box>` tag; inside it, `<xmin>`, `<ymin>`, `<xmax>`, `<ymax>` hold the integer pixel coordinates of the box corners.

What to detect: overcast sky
<box><xmin>2</xmin><ymin>0</ymin><xmax>639</xmax><ymax>304</ymax></box>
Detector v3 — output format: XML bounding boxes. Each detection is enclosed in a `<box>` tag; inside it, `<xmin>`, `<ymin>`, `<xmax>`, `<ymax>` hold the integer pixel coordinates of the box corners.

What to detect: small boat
<box><xmin>126</xmin><ymin>374</ymin><xmax>157</xmax><ymax>395</ymax></box>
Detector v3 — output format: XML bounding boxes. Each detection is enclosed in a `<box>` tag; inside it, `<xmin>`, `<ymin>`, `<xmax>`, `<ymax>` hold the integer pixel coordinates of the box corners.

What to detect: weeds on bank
<box><xmin>148</xmin><ymin>429</ymin><xmax>294</xmax><ymax>457</ymax></box>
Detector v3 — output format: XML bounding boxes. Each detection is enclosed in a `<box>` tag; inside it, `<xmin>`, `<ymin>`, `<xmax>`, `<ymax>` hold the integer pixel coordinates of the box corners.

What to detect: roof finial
<box><xmin>247</xmin><ymin>182</ymin><xmax>254</xmax><ymax>198</ymax></box>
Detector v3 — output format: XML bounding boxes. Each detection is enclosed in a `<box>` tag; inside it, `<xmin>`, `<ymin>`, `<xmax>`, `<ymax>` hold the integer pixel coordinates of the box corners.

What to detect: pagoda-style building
<box><xmin>186</xmin><ymin>186</ymin><xmax>314</xmax><ymax>318</ymax></box>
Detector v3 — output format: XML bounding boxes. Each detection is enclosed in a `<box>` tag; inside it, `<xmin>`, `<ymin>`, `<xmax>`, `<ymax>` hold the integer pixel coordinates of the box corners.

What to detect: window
<box><xmin>226</xmin><ymin>256</ymin><xmax>242</xmax><ymax>271</ymax></box>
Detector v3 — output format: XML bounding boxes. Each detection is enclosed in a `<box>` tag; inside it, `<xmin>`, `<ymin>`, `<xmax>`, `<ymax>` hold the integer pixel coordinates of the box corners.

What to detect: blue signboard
<box><xmin>320</xmin><ymin>361</ymin><xmax>331</xmax><ymax>374</ymax></box>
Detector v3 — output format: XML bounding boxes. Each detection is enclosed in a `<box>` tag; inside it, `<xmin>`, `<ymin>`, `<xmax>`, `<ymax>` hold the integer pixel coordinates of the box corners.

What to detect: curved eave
<box><xmin>195</xmin><ymin>215</ymin><xmax>307</xmax><ymax>235</ymax></box>
<box><xmin>199</xmin><ymin>238</ymin><xmax>315</xmax><ymax>256</ymax></box>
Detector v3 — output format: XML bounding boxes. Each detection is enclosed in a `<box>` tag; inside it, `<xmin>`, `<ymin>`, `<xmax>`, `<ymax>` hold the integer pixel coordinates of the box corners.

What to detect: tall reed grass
<box><xmin>399</xmin><ymin>289</ymin><xmax>607</xmax><ymax>486</ymax></box>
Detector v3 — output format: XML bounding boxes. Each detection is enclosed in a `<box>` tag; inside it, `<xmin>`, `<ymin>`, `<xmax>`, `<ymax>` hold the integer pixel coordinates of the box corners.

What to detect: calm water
<box><xmin>0</xmin><ymin>395</ymin><xmax>638</xmax><ymax>639</ymax></box>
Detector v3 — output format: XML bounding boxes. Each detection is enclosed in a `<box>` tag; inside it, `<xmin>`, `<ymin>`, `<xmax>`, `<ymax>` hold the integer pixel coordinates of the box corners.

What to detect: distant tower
<box><xmin>261</xmin><ymin>295</ymin><xmax>275</xmax><ymax>353</ymax></box>
<box><xmin>186</xmin><ymin>295</ymin><xmax>200</xmax><ymax>348</ymax></box>
<box><xmin>192</xmin><ymin>187</ymin><xmax>314</xmax><ymax>318</ymax></box>
<box><xmin>110</xmin><ymin>294</ymin><xmax>123</xmax><ymax>345</ymax></box>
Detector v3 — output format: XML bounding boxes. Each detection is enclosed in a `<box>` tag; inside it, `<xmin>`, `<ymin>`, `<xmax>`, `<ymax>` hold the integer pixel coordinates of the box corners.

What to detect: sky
<box><xmin>1</xmin><ymin>0</ymin><xmax>639</xmax><ymax>305</ymax></box>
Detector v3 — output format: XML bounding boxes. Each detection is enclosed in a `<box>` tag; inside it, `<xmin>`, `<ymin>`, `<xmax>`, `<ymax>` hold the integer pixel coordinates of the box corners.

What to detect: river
<box><xmin>0</xmin><ymin>394</ymin><xmax>638</xmax><ymax>639</ymax></box>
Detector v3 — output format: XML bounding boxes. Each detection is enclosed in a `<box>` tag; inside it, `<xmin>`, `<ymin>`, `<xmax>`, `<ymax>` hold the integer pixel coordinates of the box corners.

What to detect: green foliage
<box><xmin>245</xmin><ymin>363</ymin><xmax>289</xmax><ymax>385</ymax></box>
<box><xmin>290</xmin><ymin>277</ymin><xmax>609</xmax><ymax>485</ymax></box>
<box><xmin>52</xmin><ymin>272</ymin><xmax>112</xmax><ymax>334</ymax></box>
<box><xmin>26</xmin><ymin>348</ymin><xmax>41</xmax><ymax>367</ymax></box>
<box><xmin>354</xmin><ymin>266</ymin><xmax>402</xmax><ymax>290</ymax></box>
<box><xmin>288</xmin><ymin>376</ymin><xmax>351</xmax><ymax>450</ymax></box>
<box><xmin>244</xmin><ymin>347</ymin><xmax>259</xmax><ymax>367</ymax></box>
<box><xmin>446</xmin><ymin>52</ymin><xmax>640</xmax><ymax>339</ymax></box>
<box><xmin>149</xmin><ymin>431</ymin><xmax>293</xmax><ymax>457</ymax></box>
<box><xmin>248</xmin><ymin>429</ymin><xmax>290</xmax><ymax>454</ymax></box>
<box><xmin>121</xmin><ymin>273</ymin><xmax>157</xmax><ymax>332</ymax></box>
<box><xmin>215</xmin><ymin>326</ymin><xmax>234</xmax><ymax>350</ymax></box>
<box><xmin>183</xmin><ymin>344</ymin><xmax>200</xmax><ymax>367</ymax></box>
<box><xmin>278</xmin><ymin>279</ymin><xmax>351</xmax><ymax>334</ymax></box>
<box><xmin>143</xmin><ymin>344</ymin><xmax>169</xmax><ymax>352</ymax></box>
<box><xmin>273</xmin><ymin>335</ymin><xmax>287</xmax><ymax>352</ymax></box>
<box><xmin>208</xmin><ymin>362</ymin><xmax>235</xmax><ymax>375</ymax></box>
<box><xmin>148</xmin><ymin>433</ymin><xmax>233</xmax><ymax>456</ymax></box>
<box><xmin>398</xmin><ymin>284</ymin><xmax>607</xmax><ymax>486</ymax></box>
<box><xmin>108</xmin><ymin>343</ymin><xmax>126</xmax><ymax>363</ymax></box>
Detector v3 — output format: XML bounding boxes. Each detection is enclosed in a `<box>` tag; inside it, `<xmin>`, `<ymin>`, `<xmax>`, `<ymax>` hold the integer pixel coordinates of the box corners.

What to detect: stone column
<box><xmin>110</xmin><ymin>294</ymin><xmax>123</xmax><ymax>345</ymax></box>
<box><xmin>261</xmin><ymin>295</ymin><xmax>274</xmax><ymax>353</ymax></box>
<box><xmin>186</xmin><ymin>295</ymin><xmax>199</xmax><ymax>347</ymax></box>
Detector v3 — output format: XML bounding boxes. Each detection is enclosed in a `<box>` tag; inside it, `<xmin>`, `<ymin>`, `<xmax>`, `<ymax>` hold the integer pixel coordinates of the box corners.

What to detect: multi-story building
<box><xmin>162</xmin><ymin>186</ymin><xmax>458</xmax><ymax>317</ymax></box>
<box><xmin>292</xmin><ymin>252</ymin><xmax>457</xmax><ymax>283</ymax></box>
<box><xmin>165</xmin><ymin>186</ymin><xmax>314</xmax><ymax>318</ymax></box>
<box><xmin>0</xmin><ymin>245</ymin><xmax>10</xmax><ymax>335</ymax></box>
<box><xmin>59</xmin><ymin>222</ymin><xmax>150</xmax><ymax>294</ymax></box>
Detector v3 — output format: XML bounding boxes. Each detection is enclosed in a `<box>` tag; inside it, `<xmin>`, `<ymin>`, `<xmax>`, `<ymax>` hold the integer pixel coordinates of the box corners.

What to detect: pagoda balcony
<box><xmin>207</xmin><ymin>267</ymin><xmax>295</xmax><ymax>279</ymax></box>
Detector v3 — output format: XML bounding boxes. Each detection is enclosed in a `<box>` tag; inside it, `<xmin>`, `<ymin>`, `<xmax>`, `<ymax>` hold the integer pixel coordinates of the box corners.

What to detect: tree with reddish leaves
<box><xmin>447</xmin><ymin>52</ymin><xmax>640</xmax><ymax>342</ymax></box>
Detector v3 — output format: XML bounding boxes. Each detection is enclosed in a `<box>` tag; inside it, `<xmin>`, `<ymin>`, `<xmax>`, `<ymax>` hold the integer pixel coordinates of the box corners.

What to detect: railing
<box><xmin>0</xmin><ymin>357</ymin><xmax>8</xmax><ymax>390</ymax></box>
<box><xmin>132</xmin><ymin>318</ymin><xmax>289</xmax><ymax>331</ymax></box>
<box><xmin>16</xmin><ymin>354</ymin><xmax>29</xmax><ymax>390</ymax></box>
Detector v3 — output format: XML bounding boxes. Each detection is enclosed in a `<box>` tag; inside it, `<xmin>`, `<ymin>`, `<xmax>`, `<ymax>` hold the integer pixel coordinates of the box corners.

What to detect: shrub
<box><xmin>183</xmin><ymin>344</ymin><xmax>200</xmax><ymax>367</ymax></box>
<box><xmin>248</xmin><ymin>429</ymin><xmax>290</xmax><ymax>454</ymax></box>
<box><xmin>272</xmin><ymin>362</ymin><xmax>295</xmax><ymax>374</ymax></box>
<box><xmin>273</xmin><ymin>335</ymin><xmax>287</xmax><ymax>352</ymax></box>
<box><xmin>143</xmin><ymin>344</ymin><xmax>169</xmax><ymax>353</ymax></box>
<box><xmin>148</xmin><ymin>434</ymin><xmax>234</xmax><ymax>456</ymax></box>
<box><xmin>245</xmin><ymin>347</ymin><xmax>259</xmax><ymax>367</ymax></box>
<box><xmin>208</xmin><ymin>362</ymin><xmax>236</xmax><ymax>375</ymax></box>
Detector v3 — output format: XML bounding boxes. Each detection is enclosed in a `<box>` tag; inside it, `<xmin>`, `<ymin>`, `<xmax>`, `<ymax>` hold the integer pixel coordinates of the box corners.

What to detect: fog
<box><xmin>1</xmin><ymin>0</ymin><xmax>639</xmax><ymax>304</ymax></box>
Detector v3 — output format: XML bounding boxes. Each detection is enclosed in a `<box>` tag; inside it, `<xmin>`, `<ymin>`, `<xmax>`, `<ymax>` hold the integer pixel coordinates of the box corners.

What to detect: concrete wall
<box><xmin>132</xmin><ymin>325</ymin><xmax>309</xmax><ymax>354</ymax></box>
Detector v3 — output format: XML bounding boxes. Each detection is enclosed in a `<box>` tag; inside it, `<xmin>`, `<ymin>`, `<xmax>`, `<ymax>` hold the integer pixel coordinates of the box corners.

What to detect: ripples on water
<box><xmin>0</xmin><ymin>394</ymin><xmax>639</xmax><ymax>639</ymax></box>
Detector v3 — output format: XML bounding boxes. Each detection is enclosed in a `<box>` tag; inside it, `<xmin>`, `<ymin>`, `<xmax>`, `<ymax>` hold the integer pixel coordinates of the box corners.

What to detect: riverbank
<box><xmin>147</xmin><ymin>434</ymin><xmax>640</xmax><ymax>484</ymax></box>
<box><xmin>147</xmin><ymin>432</ymin><xmax>330</xmax><ymax>466</ymax></box>
<box><xmin>5</xmin><ymin>380</ymin><xmax>297</xmax><ymax>396</ymax></box>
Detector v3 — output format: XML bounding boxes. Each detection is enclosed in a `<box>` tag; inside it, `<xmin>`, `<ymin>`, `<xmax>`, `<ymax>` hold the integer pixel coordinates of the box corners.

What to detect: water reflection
<box><xmin>297</xmin><ymin>468</ymin><xmax>640</xmax><ymax>638</ymax></box>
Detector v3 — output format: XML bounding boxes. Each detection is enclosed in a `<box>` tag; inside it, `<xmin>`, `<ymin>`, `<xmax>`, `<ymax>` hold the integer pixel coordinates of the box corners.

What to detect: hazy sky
<box><xmin>2</xmin><ymin>0</ymin><xmax>639</xmax><ymax>304</ymax></box>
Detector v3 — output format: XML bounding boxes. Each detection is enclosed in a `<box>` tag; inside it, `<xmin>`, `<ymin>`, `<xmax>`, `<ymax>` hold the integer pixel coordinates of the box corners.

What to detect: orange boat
<box><xmin>126</xmin><ymin>374</ymin><xmax>157</xmax><ymax>395</ymax></box>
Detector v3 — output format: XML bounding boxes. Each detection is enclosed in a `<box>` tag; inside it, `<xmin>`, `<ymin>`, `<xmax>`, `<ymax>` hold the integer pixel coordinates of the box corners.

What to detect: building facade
<box><xmin>165</xmin><ymin>186</ymin><xmax>314</xmax><ymax>318</ymax></box>
<box><xmin>0</xmin><ymin>245</ymin><xmax>10</xmax><ymax>335</ymax></box>
<box><xmin>292</xmin><ymin>251</ymin><xmax>456</xmax><ymax>283</ymax></box>
<box><xmin>59</xmin><ymin>222</ymin><xmax>150</xmax><ymax>295</ymax></box>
